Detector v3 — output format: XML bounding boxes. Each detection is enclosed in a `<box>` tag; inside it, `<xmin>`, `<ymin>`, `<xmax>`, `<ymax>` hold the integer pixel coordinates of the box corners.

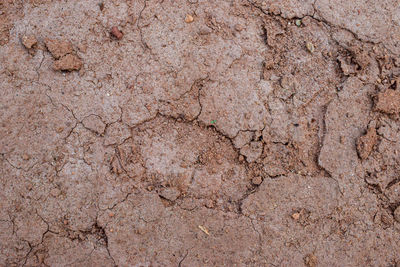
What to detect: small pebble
<box><xmin>185</xmin><ymin>14</ymin><xmax>194</xmax><ymax>23</ymax></box>
<box><xmin>110</xmin><ymin>26</ymin><xmax>123</xmax><ymax>40</ymax></box>
<box><xmin>306</xmin><ymin>42</ymin><xmax>315</xmax><ymax>53</ymax></box>
<box><xmin>295</xmin><ymin>19</ymin><xmax>301</xmax><ymax>26</ymax></box>
<box><xmin>292</xmin><ymin>212</ymin><xmax>300</xmax><ymax>220</ymax></box>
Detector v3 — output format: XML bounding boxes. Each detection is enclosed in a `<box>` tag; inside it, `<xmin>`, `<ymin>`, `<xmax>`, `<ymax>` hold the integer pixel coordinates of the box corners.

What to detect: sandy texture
<box><xmin>1</xmin><ymin>0</ymin><xmax>400</xmax><ymax>266</ymax></box>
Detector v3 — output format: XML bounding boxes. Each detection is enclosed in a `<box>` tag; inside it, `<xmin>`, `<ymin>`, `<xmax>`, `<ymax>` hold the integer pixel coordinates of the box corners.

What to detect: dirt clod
<box><xmin>304</xmin><ymin>254</ymin><xmax>318</xmax><ymax>267</ymax></box>
<box><xmin>356</xmin><ymin>126</ymin><xmax>377</xmax><ymax>160</ymax></box>
<box><xmin>110</xmin><ymin>26</ymin><xmax>123</xmax><ymax>40</ymax></box>
<box><xmin>338</xmin><ymin>56</ymin><xmax>357</xmax><ymax>76</ymax></box>
<box><xmin>252</xmin><ymin>176</ymin><xmax>263</xmax><ymax>185</ymax></box>
<box><xmin>240</xmin><ymin>141</ymin><xmax>263</xmax><ymax>163</ymax></box>
<box><xmin>159</xmin><ymin>187</ymin><xmax>180</xmax><ymax>201</ymax></box>
<box><xmin>53</xmin><ymin>54</ymin><xmax>82</xmax><ymax>71</ymax></box>
<box><xmin>374</xmin><ymin>89</ymin><xmax>400</xmax><ymax>114</ymax></box>
<box><xmin>45</xmin><ymin>38</ymin><xmax>73</xmax><ymax>59</ymax></box>
<box><xmin>21</xmin><ymin>35</ymin><xmax>37</xmax><ymax>49</ymax></box>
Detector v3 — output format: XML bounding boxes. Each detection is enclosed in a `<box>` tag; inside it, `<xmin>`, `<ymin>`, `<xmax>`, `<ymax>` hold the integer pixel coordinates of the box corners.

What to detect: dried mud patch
<box><xmin>1</xmin><ymin>0</ymin><xmax>400</xmax><ymax>266</ymax></box>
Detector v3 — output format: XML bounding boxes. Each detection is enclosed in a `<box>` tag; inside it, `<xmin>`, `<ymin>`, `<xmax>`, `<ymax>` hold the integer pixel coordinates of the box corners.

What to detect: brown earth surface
<box><xmin>1</xmin><ymin>0</ymin><xmax>400</xmax><ymax>266</ymax></box>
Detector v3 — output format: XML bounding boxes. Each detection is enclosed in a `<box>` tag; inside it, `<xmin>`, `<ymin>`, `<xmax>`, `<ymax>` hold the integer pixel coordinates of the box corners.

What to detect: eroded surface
<box><xmin>1</xmin><ymin>0</ymin><xmax>400</xmax><ymax>266</ymax></box>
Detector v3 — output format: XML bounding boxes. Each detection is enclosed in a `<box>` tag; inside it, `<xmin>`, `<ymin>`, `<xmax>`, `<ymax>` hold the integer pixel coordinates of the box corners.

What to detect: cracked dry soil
<box><xmin>1</xmin><ymin>0</ymin><xmax>400</xmax><ymax>266</ymax></box>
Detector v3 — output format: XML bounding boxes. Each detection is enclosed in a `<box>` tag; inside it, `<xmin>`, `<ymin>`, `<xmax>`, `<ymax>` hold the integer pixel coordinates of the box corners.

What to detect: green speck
<box><xmin>210</xmin><ymin>120</ymin><xmax>217</xmax><ymax>124</ymax></box>
<box><xmin>295</xmin><ymin>19</ymin><xmax>302</xmax><ymax>26</ymax></box>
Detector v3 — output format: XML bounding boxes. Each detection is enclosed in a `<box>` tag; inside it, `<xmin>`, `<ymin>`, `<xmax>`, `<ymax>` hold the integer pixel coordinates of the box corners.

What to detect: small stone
<box><xmin>356</xmin><ymin>127</ymin><xmax>377</xmax><ymax>160</ymax></box>
<box><xmin>159</xmin><ymin>187</ymin><xmax>180</xmax><ymax>201</ymax></box>
<box><xmin>304</xmin><ymin>254</ymin><xmax>317</xmax><ymax>267</ymax></box>
<box><xmin>21</xmin><ymin>35</ymin><xmax>37</xmax><ymax>49</ymax></box>
<box><xmin>295</xmin><ymin>19</ymin><xmax>301</xmax><ymax>26</ymax></box>
<box><xmin>394</xmin><ymin>206</ymin><xmax>400</xmax><ymax>223</ymax></box>
<box><xmin>375</xmin><ymin>89</ymin><xmax>400</xmax><ymax>114</ymax></box>
<box><xmin>109</xmin><ymin>212</ymin><xmax>115</xmax><ymax>217</ymax></box>
<box><xmin>292</xmin><ymin>212</ymin><xmax>300</xmax><ymax>220</ymax></box>
<box><xmin>306</xmin><ymin>42</ymin><xmax>315</xmax><ymax>53</ymax></box>
<box><xmin>22</xmin><ymin>154</ymin><xmax>30</xmax><ymax>160</ymax></box>
<box><xmin>110</xmin><ymin>26</ymin><xmax>123</xmax><ymax>40</ymax></box>
<box><xmin>185</xmin><ymin>14</ymin><xmax>194</xmax><ymax>23</ymax></box>
<box><xmin>53</xmin><ymin>54</ymin><xmax>82</xmax><ymax>71</ymax></box>
<box><xmin>252</xmin><ymin>176</ymin><xmax>263</xmax><ymax>185</ymax></box>
<box><xmin>45</xmin><ymin>38</ymin><xmax>73</xmax><ymax>59</ymax></box>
